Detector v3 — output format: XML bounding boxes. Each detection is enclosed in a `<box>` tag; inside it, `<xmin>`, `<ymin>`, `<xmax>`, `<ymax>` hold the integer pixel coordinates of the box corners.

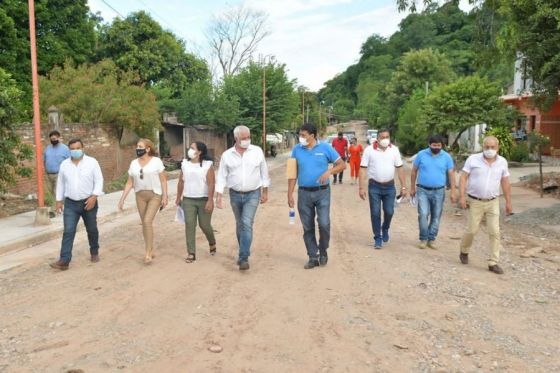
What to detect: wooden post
<box><xmin>262</xmin><ymin>67</ymin><xmax>266</xmax><ymax>155</ymax></box>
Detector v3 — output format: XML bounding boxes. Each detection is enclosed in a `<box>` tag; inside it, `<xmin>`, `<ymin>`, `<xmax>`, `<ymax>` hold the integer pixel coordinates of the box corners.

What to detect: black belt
<box><xmin>66</xmin><ymin>197</ymin><xmax>88</xmax><ymax>203</ymax></box>
<box><xmin>47</xmin><ymin>172</ymin><xmax>58</xmax><ymax>175</ymax></box>
<box><xmin>230</xmin><ymin>188</ymin><xmax>259</xmax><ymax>195</ymax></box>
<box><xmin>369</xmin><ymin>179</ymin><xmax>394</xmax><ymax>185</ymax></box>
<box><xmin>468</xmin><ymin>194</ymin><xmax>496</xmax><ymax>202</ymax></box>
<box><xmin>299</xmin><ymin>185</ymin><xmax>329</xmax><ymax>192</ymax></box>
<box><xmin>417</xmin><ymin>184</ymin><xmax>445</xmax><ymax>191</ymax></box>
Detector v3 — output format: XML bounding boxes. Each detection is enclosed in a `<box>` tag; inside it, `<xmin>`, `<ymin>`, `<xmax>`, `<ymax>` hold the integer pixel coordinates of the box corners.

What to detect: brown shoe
<box><xmin>418</xmin><ymin>240</ymin><xmax>428</xmax><ymax>250</ymax></box>
<box><xmin>49</xmin><ymin>260</ymin><xmax>69</xmax><ymax>271</ymax></box>
<box><xmin>488</xmin><ymin>264</ymin><xmax>504</xmax><ymax>274</ymax></box>
<box><xmin>91</xmin><ymin>255</ymin><xmax>99</xmax><ymax>263</ymax></box>
<box><xmin>460</xmin><ymin>253</ymin><xmax>468</xmax><ymax>264</ymax></box>
<box><xmin>427</xmin><ymin>241</ymin><xmax>438</xmax><ymax>250</ymax></box>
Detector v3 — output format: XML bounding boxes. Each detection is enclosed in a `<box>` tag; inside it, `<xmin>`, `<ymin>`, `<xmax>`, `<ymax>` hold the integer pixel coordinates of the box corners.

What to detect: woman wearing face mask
<box><xmin>175</xmin><ymin>142</ymin><xmax>217</xmax><ymax>263</ymax></box>
<box><xmin>118</xmin><ymin>138</ymin><xmax>168</xmax><ymax>264</ymax></box>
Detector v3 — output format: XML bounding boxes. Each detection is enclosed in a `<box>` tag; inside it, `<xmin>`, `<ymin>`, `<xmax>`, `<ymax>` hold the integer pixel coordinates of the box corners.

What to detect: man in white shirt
<box><xmin>359</xmin><ymin>129</ymin><xmax>407</xmax><ymax>249</ymax></box>
<box><xmin>216</xmin><ymin>125</ymin><xmax>271</xmax><ymax>270</ymax></box>
<box><xmin>50</xmin><ymin>138</ymin><xmax>104</xmax><ymax>270</ymax></box>
<box><xmin>459</xmin><ymin>136</ymin><xmax>512</xmax><ymax>275</ymax></box>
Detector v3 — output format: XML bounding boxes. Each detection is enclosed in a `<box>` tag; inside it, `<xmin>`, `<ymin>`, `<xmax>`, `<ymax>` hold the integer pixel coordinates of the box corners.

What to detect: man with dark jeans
<box><xmin>50</xmin><ymin>138</ymin><xmax>104</xmax><ymax>270</ymax></box>
<box><xmin>410</xmin><ymin>135</ymin><xmax>457</xmax><ymax>250</ymax></box>
<box><xmin>331</xmin><ymin>132</ymin><xmax>348</xmax><ymax>184</ymax></box>
<box><xmin>288</xmin><ymin>123</ymin><xmax>346</xmax><ymax>269</ymax></box>
<box><xmin>359</xmin><ymin>129</ymin><xmax>407</xmax><ymax>249</ymax></box>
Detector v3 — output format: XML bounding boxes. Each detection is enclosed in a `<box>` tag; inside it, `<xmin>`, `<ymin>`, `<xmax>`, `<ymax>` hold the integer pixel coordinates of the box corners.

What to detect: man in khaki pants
<box><xmin>459</xmin><ymin>136</ymin><xmax>512</xmax><ymax>274</ymax></box>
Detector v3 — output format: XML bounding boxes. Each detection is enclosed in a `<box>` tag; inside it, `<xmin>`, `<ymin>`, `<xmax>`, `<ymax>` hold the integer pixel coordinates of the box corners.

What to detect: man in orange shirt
<box><xmin>331</xmin><ymin>132</ymin><xmax>348</xmax><ymax>184</ymax></box>
<box><xmin>348</xmin><ymin>138</ymin><xmax>363</xmax><ymax>185</ymax></box>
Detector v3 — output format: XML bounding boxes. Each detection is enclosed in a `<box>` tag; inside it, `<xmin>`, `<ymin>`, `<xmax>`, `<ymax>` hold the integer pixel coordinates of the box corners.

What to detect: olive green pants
<box><xmin>182</xmin><ymin>197</ymin><xmax>216</xmax><ymax>255</ymax></box>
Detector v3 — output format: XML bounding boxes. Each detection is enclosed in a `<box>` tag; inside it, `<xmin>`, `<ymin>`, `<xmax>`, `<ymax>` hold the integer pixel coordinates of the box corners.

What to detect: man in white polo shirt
<box><xmin>459</xmin><ymin>136</ymin><xmax>512</xmax><ymax>275</ymax></box>
<box><xmin>359</xmin><ymin>128</ymin><xmax>407</xmax><ymax>249</ymax></box>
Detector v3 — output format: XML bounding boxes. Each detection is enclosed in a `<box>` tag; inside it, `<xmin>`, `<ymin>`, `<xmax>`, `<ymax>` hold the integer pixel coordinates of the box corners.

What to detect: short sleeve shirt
<box><xmin>332</xmin><ymin>137</ymin><xmax>348</xmax><ymax>158</ymax></box>
<box><xmin>181</xmin><ymin>160</ymin><xmax>213</xmax><ymax>198</ymax></box>
<box><xmin>291</xmin><ymin>142</ymin><xmax>340</xmax><ymax>187</ymax></box>
<box><xmin>348</xmin><ymin>144</ymin><xmax>363</xmax><ymax>160</ymax></box>
<box><xmin>360</xmin><ymin>143</ymin><xmax>403</xmax><ymax>182</ymax></box>
<box><xmin>413</xmin><ymin>148</ymin><xmax>454</xmax><ymax>188</ymax></box>
<box><xmin>463</xmin><ymin>153</ymin><xmax>510</xmax><ymax>199</ymax></box>
<box><xmin>128</xmin><ymin>157</ymin><xmax>165</xmax><ymax>195</ymax></box>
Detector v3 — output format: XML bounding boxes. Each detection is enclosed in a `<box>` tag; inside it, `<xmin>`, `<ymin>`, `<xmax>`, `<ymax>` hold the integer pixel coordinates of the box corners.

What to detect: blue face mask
<box><xmin>70</xmin><ymin>149</ymin><xmax>84</xmax><ymax>159</ymax></box>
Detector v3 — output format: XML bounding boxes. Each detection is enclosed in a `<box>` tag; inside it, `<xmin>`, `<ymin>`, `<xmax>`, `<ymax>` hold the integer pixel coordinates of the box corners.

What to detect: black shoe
<box><xmin>319</xmin><ymin>254</ymin><xmax>328</xmax><ymax>266</ymax></box>
<box><xmin>304</xmin><ymin>259</ymin><xmax>320</xmax><ymax>269</ymax></box>
<box><xmin>460</xmin><ymin>253</ymin><xmax>468</xmax><ymax>264</ymax></box>
<box><xmin>239</xmin><ymin>260</ymin><xmax>250</xmax><ymax>271</ymax></box>
<box><xmin>49</xmin><ymin>211</ymin><xmax>56</xmax><ymax>219</ymax></box>
<box><xmin>488</xmin><ymin>264</ymin><xmax>504</xmax><ymax>274</ymax></box>
<box><xmin>333</xmin><ymin>180</ymin><xmax>337</xmax><ymax>184</ymax></box>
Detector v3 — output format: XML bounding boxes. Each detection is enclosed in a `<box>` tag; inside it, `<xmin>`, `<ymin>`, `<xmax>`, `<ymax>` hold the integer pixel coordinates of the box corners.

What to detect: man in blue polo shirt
<box><xmin>288</xmin><ymin>123</ymin><xmax>346</xmax><ymax>269</ymax></box>
<box><xmin>410</xmin><ymin>135</ymin><xmax>457</xmax><ymax>250</ymax></box>
<box><xmin>44</xmin><ymin>130</ymin><xmax>70</xmax><ymax>216</ymax></box>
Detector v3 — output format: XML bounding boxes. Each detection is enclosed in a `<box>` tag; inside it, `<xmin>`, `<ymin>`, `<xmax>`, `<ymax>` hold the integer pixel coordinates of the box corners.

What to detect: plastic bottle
<box><xmin>289</xmin><ymin>208</ymin><xmax>295</xmax><ymax>224</ymax></box>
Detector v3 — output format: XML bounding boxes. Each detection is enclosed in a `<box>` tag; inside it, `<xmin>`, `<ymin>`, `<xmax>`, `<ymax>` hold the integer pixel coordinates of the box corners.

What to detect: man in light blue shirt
<box><xmin>288</xmin><ymin>123</ymin><xmax>346</xmax><ymax>269</ymax></box>
<box><xmin>410</xmin><ymin>135</ymin><xmax>457</xmax><ymax>250</ymax></box>
<box><xmin>44</xmin><ymin>130</ymin><xmax>70</xmax><ymax>214</ymax></box>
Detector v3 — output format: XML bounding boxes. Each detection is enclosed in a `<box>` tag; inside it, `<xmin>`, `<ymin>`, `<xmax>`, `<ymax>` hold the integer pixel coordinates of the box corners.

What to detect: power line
<box><xmin>99</xmin><ymin>0</ymin><xmax>125</xmax><ymax>19</ymax></box>
<box><xmin>135</xmin><ymin>0</ymin><xmax>184</xmax><ymax>38</ymax></box>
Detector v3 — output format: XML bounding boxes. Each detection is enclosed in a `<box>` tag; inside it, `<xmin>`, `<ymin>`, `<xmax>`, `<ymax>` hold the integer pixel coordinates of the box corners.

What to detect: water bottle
<box><xmin>289</xmin><ymin>208</ymin><xmax>296</xmax><ymax>224</ymax></box>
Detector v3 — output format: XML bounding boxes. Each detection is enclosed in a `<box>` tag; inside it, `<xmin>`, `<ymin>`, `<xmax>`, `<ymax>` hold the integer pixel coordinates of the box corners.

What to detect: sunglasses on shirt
<box><xmin>140</xmin><ymin>168</ymin><xmax>144</xmax><ymax>180</ymax></box>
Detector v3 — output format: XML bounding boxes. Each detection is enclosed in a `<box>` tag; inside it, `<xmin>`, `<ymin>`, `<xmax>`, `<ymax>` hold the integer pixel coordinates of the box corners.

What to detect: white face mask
<box><xmin>379</xmin><ymin>138</ymin><xmax>390</xmax><ymax>148</ymax></box>
<box><xmin>239</xmin><ymin>139</ymin><xmax>250</xmax><ymax>149</ymax></box>
<box><xmin>299</xmin><ymin>136</ymin><xmax>309</xmax><ymax>146</ymax></box>
<box><xmin>187</xmin><ymin>148</ymin><xmax>197</xmax><ymax>159</ymax></box>
<box><xmin>483</xmin><ymin>149</ymin><xmax>497</xmax><ymax>158</ymax></box>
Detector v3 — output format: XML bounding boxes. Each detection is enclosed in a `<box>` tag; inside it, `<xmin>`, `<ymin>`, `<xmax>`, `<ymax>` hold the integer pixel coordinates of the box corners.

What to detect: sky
<box><xmin>87</xmin><ymin>0</ymin><xmax>472</xmax><ymax>91</ymax></box>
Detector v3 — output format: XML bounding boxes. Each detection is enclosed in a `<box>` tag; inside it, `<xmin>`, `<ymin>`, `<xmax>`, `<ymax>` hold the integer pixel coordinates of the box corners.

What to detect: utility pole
<box><xmin>28</xmin><ymin>0</ymin><xmax>49</xmax><ymax>224</ymax></box>
<box><xmin>306</xmin><ymin>104</ymin><xmax>310</xmax><ymax>124</ymax></box>
<box><xmin>262</xmin><ymin>65</ymin><xmax>266</xmax><ymax>155</ymax></box>
<box><xmin>319</xmin><ymin>101</ymin><xmax>322</xmax><ymax>136</ymax></box>
<box><xmin>301</xmin><ymin>90</ymin><xmax>305</xmax><ymax>125</ymax></box>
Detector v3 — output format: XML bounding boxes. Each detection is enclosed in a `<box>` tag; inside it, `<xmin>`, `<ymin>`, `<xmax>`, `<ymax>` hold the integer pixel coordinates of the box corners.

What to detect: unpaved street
<box><xmin>1</xmin><ymin>123</ymin><xmax>559</xmax><ymax>372</ymax></box>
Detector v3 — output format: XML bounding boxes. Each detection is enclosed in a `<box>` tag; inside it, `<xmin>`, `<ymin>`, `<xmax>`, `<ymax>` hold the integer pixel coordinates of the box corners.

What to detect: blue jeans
<box><xmin>368</xmin><ymin>182</ymin><xmax>396</xmax><ymax>240</ymax></box>
<box><xmin>60</xmin><ymin>198</ymin><xmax>99</xmax><ymax>263</ymax></box>
<box><xmin>229</xmin><ymin>189</ymin><xmax>261</xmax><ymax>261</ymax></box>
<box><xmin>297</xmin><ymin>187</ymin><xmax>331</xmax><ymax>259</ymax></box>
<box><xmin>416</xmin><ymin>186</ymin><xmax>445</xmax><ymax>241</ymax></box>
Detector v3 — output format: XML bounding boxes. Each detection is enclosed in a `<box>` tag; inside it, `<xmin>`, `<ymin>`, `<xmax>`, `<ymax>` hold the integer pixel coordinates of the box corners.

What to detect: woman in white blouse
<box><xmin>118</xmin><ymin>138</ymin><xmax>168</xmax><ymax>263</ymax></box>
<box><xmin>175</xmin><ymin>141</ymin><xmax>216</xmax><ymax>263</ymax></box>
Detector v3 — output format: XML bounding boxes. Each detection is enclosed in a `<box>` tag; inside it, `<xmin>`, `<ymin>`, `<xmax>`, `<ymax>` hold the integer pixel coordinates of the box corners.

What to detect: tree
<box><xmin>222</xmin><ymin>61</ymin><xmax>298</xmax><ymax>141</ymax></box>
<box><xmin>422</xmin><ymin>75</ymin><xmax>517</xmax><ymax>149</ymax></box>
<box><xmin>528</xmin><ymin>131</ymin><xmax>551</xmax><ymax>197</ymax></box>
<box><xmin>396</xmin><ymin>90</ymin><xmax>428</xmax><ymax>154</ymax></box>
<box><xmin>96</xmin><ymin>11</ymin><xmax>209</xmax><ymax>96</ymax></box>
<box><xmin>39</xmin><ymin>60</ymin><xmax>161</xmax><ymax>139</ymax></box>
<box><xmin>0</xmin><ymin>0</ymin><xmax>98</xmax><ymax>87</ymax></box>
<box><xmin>206</xmin><ymin>5</ymin><xmax>269</xmax><ymax>77</ymax></box>
<box><xmin>0</xmin><ymin>68</ymin><xmax>33</xmax><ymax>193</ymax></box>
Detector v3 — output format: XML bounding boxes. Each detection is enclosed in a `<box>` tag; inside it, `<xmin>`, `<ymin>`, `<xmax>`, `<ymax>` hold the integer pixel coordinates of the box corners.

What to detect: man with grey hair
<box><xmin>459</xmin><ymin>136</ymin><xmax>512</xmax><ymax>274</ymax></box>
<box><xmin>216</xmin><ymin>125</ymin><xmax>271</xmax><ymax>270</ymax></box>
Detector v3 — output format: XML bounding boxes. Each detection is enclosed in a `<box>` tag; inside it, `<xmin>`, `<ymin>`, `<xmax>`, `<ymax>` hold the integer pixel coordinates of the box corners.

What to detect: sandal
<box><xmin>209</xmin><ymin>244</ymin><xmax>217</xmax><ymax>256</ymax></box>
<box><xmin>185</xmin><ymin>253</ymin><xmax>196</xmax><ymax>263</ymax></box>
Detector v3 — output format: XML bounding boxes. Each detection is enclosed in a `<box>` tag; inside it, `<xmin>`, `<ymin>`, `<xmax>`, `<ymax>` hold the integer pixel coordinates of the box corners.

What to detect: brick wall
<box><xmin>11</xmin><ymin>123</ymin><xmax>136</xmax><ymax>195</ymax></box>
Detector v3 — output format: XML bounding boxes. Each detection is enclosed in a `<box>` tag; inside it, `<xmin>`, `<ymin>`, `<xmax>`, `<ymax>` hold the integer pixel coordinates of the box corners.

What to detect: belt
<box><xmin>47</xmin><ymin>172</ymin><xmax>58</xmax><ymax>175</ymax></box>
<box><xmin>369</xmin><ymin>179</ymin><xmax>394</xmax><ymax>185</ymax></box>
<box><xmin>65</xmin><ymin>197</ymin><xmax>88</xmax><ymax>203</ymax></box>
<box><xmin>299</xmin><ymin>185</ymin><xmax>329</xmax><ymax>192</ymax></box>
<box><xmin>230</xmin><ymin>188</ymin><xmax>258</xmax><ymax>195</ymax></box>
<box><xmin>468</xmin><ymin>194</ymin><xmax>496</xmax><ymax>202</ymax></box>
<box><xmin>417</xmin><ymin>184</ymin><xmax>445</xmax><ymax>191</ymax></box>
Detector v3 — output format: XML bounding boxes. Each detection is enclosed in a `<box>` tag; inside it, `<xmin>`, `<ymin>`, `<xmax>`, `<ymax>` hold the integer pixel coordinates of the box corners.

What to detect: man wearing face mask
<box><xmin>288</xmin><ymin>123</ymin><xmax>346</xmax><ymax>269</ymax></box>
<box><xmin>44</xmin><ymin>130</ymin><xmax>70</xmax><ymax>217</ymax></box>
<box><xmin>459</xmin><ymin>136</ymin><xmax>512</xmax><ymax>275</ymax></box>
<box><xmin>50</xmin><ymin>139</ymin><xmax>104</xmax><ymax>270</ymax></box>
<box><xmin>410</xmin><ymin>135</ymin><xmax>457</xmax><ymax>250</ymax></box>
<box><xmin>216</xmin><ymin>125</ymin><xmax>270</xmax><ymax>271</ymax></box>
<box><xmin>331</xmin><ymin>132</ymin><xmax>348</xmax><ymax>184</ymax></box>
<box><xmin>359</xmin><ymin>128</ymin><xmax>407</xmax><ymax>249</ymax></box>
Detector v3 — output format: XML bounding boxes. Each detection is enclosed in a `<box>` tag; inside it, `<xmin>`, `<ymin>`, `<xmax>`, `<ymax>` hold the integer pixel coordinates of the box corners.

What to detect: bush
<box><xmin>510</xmin><ymin>142</ymin><xmax>531</xmax><ymax>162</ymax></box>
<box><xmin>484</xmin><ymin>127</ymin><xmax>515</xmax><ymax>160</ymax></box>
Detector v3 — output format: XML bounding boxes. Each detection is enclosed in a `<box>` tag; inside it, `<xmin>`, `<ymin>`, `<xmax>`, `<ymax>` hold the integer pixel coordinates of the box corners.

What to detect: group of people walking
<box><xmin>47</xmin><ymin>124</ymin><xmax>512</xmax><ymax>275</ymax></box>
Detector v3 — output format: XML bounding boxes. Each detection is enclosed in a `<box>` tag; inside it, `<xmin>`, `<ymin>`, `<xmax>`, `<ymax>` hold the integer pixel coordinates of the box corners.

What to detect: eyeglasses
<box><xmin>140</xmin><ymin>168</ymin><xmax>144</xmax><ymax>180</ymax></box>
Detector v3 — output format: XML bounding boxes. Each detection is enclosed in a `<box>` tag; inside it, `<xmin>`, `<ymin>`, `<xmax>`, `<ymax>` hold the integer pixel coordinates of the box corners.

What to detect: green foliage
<box><xmin>96</xmin><ymin>11</ymin><xmax>209</xmax><ymax>97</ymax></box>
<box><xmin>510</xmin><ymin>142</ymin><xmax>531</xmax><ymax>162</ymax></box>
<box><xmin>484</xmin><ymin>126</ymin><xmax>514</xmax><ymax>160</ymax></box>
<box><xmin>0</xmin><ymin>0</ymin><xmax>98</xmax><ymax>91</ymax></box>
<box><xmin>423</xmin><ymin>75</ymin><xmax>517</xmax><ymax>148</ymax></box>
<box><xmin>528</xmin><ymin>131</ymin><xmax>552</xmax><ymax>153</ymax></box>
<box><xmin>0</xmin><ymin>68</ymin><xmax>33</xmax><ymax>193</ymax></box>
<box><xmin>39</xmin><ymin>60</ymin><xmax>161</xmax><ymax>139</ymax></box>
<box><xmin>222</xmin><ymin>61</ymin><xmax>299</xmax><ymax>142</ymax></box>
<box><xmin>396</xmin><ymin>90</ymin><xmax>428</xmax><ymax>154</ymax></box>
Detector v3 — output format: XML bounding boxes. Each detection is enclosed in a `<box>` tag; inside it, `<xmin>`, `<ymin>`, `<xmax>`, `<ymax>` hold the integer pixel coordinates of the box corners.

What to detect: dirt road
<box><xmin>1</xmin><ymin>123</ymin><xmax>559</xmax><ymax>372</ymax></box>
